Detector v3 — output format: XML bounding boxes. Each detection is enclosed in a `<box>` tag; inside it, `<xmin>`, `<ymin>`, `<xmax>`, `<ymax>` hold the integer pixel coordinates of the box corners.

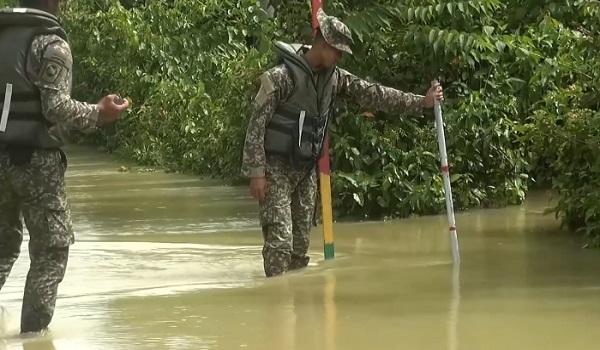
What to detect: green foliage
<box><xmin>273</xmin><ymin>0</ymin><xmax>600</xmax><ymax>245</ymax></box>
<box><xmin>4</xmin><ymin>0</ymin><xmax>600</xmax><ymax>245</ymax></box>
<box><xmin>322</xmin><ymin>0</ymin><xmax>536</xmax><ymax>219</ymax></box>
<box><xmin>62</xmin><ymin>0</ymin><xmax>276</xmax><ymax>177</ymax></box>
<box><xmin>0</xmin><ymin>0</ymin><xmax>16</xmax><ymax>7</ymax></box>
<box><xmin>518</xmin><ymin>86</ymin><xmax>600</xmax><ymax>247</ymax></box>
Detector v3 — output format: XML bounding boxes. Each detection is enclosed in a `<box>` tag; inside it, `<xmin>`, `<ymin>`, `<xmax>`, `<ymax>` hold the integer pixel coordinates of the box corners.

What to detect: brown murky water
<box><xmin>1</xmin><ymin>145</ymin><xmax>599</xmax><ymax>350</ymax></box>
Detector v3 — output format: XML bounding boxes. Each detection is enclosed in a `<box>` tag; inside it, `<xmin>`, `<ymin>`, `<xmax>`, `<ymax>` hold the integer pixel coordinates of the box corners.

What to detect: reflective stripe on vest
<box><xmin>0</xmin><ymin>84</ymin><xmax>13</xmax><ymax>132</ymax></box>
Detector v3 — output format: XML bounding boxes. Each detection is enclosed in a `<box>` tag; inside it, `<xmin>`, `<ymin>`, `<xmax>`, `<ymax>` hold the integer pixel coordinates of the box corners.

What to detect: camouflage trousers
<box><xmin>259</xmin><ymin>156</ymin><xmax>317</xmax><ymax>277</ymax></box>
<box><xmin>0</xmin><ymin>148</ymin><xmax>74</xmax><ymax>334</ymax></box>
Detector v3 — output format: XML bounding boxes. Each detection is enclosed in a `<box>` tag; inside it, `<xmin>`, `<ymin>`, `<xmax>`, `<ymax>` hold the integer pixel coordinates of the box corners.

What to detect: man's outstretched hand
<box><xmin>423</xmin><ymin>80</ymin><xmax>444</xmax><ymax>108</ymax></box>
<box><xmin>97</xmin><ymin>94</ymin><xmax>130</xmax><ymax>125</ymax></box>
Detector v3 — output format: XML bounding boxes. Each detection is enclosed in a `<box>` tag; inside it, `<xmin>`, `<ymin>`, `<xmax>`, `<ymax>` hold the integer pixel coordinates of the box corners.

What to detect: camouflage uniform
<box><xmin>241</xmin><ymin>9</ymin><xmax>425</xmax><ymax>277</ymax></box>
<box><xmin>0</xmin><ymin>33</ymin><xmax>99</xmax><ymax>333</ymax></box>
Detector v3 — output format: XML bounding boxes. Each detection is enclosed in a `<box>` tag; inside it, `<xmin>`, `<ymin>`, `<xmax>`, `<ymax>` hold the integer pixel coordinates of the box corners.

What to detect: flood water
<box><xmin>1</xmin><ymin>145</ymin><xmax>600</xmax><ymax>350</ymax></box>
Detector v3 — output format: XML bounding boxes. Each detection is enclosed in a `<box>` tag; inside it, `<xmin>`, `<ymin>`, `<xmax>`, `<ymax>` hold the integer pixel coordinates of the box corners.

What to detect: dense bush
<box><xmin>512</xmin><ymin>1</ymin><xmax>600</xmax><ymax>247</ymax></box>
<box><xmin>521</xmin><ymin>92</ymin><xmax>600</xmax><ymax>247</ymax></box>
<box><xmin>59</xmin><ymin>0</ymin><xmax>277</xmax><ymax>178</ymax></box>
<box><xmin>2</xmin><ymin>0</ymin><xmax>600</xmax><ymax>246</ymax></box>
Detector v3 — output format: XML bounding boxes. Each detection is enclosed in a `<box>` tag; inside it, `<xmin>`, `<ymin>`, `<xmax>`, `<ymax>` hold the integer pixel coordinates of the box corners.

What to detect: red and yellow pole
<box><xmin>311</xmin><ymin>4</ymin><xmax>337</xmax><ymax>348</ymax></box>
<box><xmin>311</xmin><ymin>0</ymin><xmax>335</xmax><ymax>260</ymax></box>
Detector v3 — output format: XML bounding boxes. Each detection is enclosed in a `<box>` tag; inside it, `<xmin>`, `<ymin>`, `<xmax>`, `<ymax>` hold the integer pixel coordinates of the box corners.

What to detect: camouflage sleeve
<box><xmin>27</xmin><ymin>35</ymin><xmax>100</xmax><ymax>131</ymax></box>
<box><xmin>335</xmin><ymin>68</ymin><xmax>426</xmax><ymax>116</ymax></box>
<box><xmin>241</xmin><ymin>65</ymin><xmax>293</xmax><ymax>178</ymax></box>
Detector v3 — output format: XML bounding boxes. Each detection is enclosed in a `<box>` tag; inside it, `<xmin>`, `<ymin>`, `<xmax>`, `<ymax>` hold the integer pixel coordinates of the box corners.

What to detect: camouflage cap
<box><xmin>316</xmin><ymin>8</ymin><xmax>353</xmax><ymax>55</ymax></box>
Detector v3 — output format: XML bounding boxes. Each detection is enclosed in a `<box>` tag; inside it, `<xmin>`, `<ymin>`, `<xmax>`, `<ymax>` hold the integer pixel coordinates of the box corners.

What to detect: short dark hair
<box><xmin>20</xmin><ymin>0</ymin><xmax>45</xmax><ymax>8</ymax></box>
<box><xmin>315</xmin><ymin>28</ymin><xmax>324</xmax><ymax>40</ymax></box>
<box><xmin>313</xmin><ymin>28</ymin><xmax>327</xmax><ymax>45</ymax></box>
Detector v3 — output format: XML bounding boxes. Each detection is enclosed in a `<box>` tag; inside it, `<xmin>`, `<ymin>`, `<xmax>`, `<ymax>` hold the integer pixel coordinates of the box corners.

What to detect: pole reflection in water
<box><xmin>0</xmin><ymin>306</ymin><xmax>8</xmax><ymax>339</ymax></box>
<box><xmin>0</xmin><ymin>333</ymin><xmax>57</xmax><ymax>350</ymax></box>
<box><xmin>272</xmin><ymin>279</ymin><xmax>296</xmax><ymax>350</ymax></box>
<box><xmin>448</xmin><ymin>263</ymin><xmax>460</xmax><ymax>350</ymax></box>
<box><xmin>324</xmin><ymin>271</ymin><xmax>337</xmax><ymax>350</ymax></box>
<box><xmin>283</xmin><ymin>270</ymin><xmax>338</xmax><ymax>350</ymax></box>
<box><xmin>21</xmin><ymin>338</ymin><xmax>57</xmax><ymax>350</ymax></box>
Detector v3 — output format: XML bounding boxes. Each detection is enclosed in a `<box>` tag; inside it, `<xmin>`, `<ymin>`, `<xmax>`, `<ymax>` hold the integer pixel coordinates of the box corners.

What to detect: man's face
<box><xmin>320</xmin><ymin>42</ymin><xmax>342</xmax><ymax>68</ymax></box>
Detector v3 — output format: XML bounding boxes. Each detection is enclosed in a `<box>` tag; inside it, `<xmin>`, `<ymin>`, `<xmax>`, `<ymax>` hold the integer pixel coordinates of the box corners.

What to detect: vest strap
<box><xmin>276</xmin><ymin>107</ymin><xmax>317</xmax><ymax>121</ymax></box>
<box><xmin>4</xmin><ymin>91</ymin><xmax>39</xmax><ymax>102</ymax></box>
<box><xmin>2</xmin><ymin>112</ymin><xmax>46</xmax><ymax>121</ymax></box>
<box><xmin>266</xmin><ymin>120</ymin><xmax>314</xmax><ymax>136</ymax></box>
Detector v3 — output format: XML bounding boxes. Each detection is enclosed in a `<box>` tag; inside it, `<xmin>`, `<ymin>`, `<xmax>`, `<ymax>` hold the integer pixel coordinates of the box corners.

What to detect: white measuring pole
<box><xmin>433</xmin><ymin>89</ymin><xmax>460</xmax><ymax>265</ymax></box>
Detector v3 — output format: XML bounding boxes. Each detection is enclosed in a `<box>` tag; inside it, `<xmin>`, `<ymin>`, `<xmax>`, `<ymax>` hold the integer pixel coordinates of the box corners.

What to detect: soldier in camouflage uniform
<box><xmin>241</xmin><ymin>8</ymin><xmax>444</xmax><ymax>277</ymax></box>
<box><xmin>0</xmin><ymin>0</ymin><xmax>129</xmax><ymax>334</ymax></box>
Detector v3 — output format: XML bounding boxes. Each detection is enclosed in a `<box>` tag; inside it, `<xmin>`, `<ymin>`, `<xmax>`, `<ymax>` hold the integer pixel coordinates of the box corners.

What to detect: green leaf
<box><xmin>429</xmin><ymin>28</ymin><xmax>436</xmax><ymax>44</ymax></box>
<box><xmin>483</xmin><ymin>26</ymin><xmax>494</xmax><ymax>36</ymax></box>
<box><xmin>353</xmin><ymin>193</ymin><xmax>364</xmax><ymax>206</ymax></box>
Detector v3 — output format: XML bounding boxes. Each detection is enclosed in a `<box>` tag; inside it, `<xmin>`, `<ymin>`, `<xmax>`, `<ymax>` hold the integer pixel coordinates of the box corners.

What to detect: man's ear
<box><xmin>319</xmin><ymin>40</ymin><xmax>330</xmax><ymax>51</ymax></box>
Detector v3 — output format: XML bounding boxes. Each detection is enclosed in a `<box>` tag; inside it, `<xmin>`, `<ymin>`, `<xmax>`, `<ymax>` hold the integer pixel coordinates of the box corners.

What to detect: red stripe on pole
<box><xmin>311</xmin><ymin>0</ymin><xmax>322</xmax><ymax>35</ymax></box>
<box><xmin>449</xmin><ymin>226</ymin><xmax>456</xmax><ymax>231</ymax></box>
<box><xmin>441</xmin><ymin>165</ymin><xmax>449</xmax><ymax>172</ymax></box>
<box><xmin>312</xmin><ymin>0</ymin><xmax>330</xmax><ymax>175</ymax></box>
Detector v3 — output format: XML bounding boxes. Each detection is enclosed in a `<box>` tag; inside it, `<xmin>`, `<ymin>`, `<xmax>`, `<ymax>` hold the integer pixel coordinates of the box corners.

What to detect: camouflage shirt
<box><xmin>241</xmin><ymin>64</ymin><xmax>426</xmax><ymax>178</ymax></box>
<box><xmin>26</xmin><ymin>34</ymin><xmax>99</xmax><ymax>131</ymax></box>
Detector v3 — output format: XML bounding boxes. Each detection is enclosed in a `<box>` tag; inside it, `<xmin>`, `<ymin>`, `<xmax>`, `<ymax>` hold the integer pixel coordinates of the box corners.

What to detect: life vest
<box><xmin>0</xmin><ymin>7</ymin><xmax>68</xmax><ymax>148</ymax></box>
<box><xmin>263</xmin><ymin>41</ymin><xmax>338</xmax><ymax>164</ymax></box>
